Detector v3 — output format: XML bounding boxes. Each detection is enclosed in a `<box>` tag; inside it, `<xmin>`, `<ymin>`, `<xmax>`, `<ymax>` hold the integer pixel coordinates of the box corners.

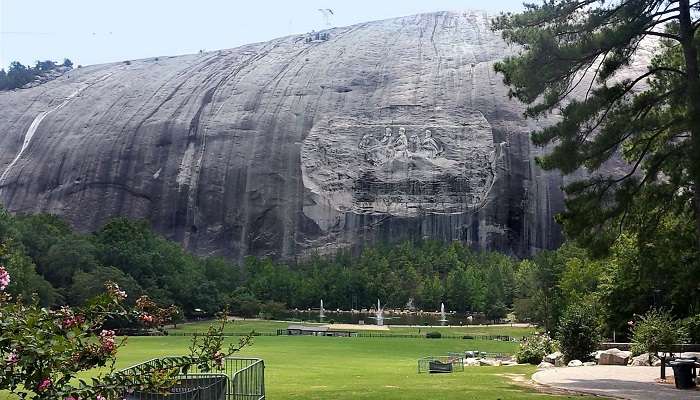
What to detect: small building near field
<box><xmin>280</xmin><ymin>324</ymin><xmax>355</xmax><ymax>337</ymax></box>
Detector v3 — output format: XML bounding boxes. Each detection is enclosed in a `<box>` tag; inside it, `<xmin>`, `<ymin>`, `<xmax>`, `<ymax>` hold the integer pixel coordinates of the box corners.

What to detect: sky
<box><xmin>0</xmin><ymin>0</ymin><xmax>525</xmax><ymax>69</ymax></box>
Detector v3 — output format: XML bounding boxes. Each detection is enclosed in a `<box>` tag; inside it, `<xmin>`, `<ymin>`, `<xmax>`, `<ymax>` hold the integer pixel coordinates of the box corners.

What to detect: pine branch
<box><xmin>643</xmin><ymin>30</ymin><xmax>683</xmax><ymax>41</ymax></box>
<box><xmin>559</xmin><ymin>59</ymin><xmax>603</xmax><ymax>102</ymax></box>
<box><xmin>572</xmin><ymin>119</ymin><xmax>675</xmax><ymax>195</ymax></box>
<box><xmin>583</xmin><ymin>101</ymin><xmax>674</xmax><ymax>157</ymax></box>
<box><xmin>613</xmin><ymin>127</ymin><xmax>682</xmax><ymax>190</ymax></box>
<box><xmin>649</xmin><ymin>7</ymin><xmax>680</xmax><ymax>18</ymax></box>
<box><xmin>585</xmin><ymin>57</ymin><xmax>607</xmax><ymax>100</ymax></box>
<box><xmin>576</xmin><ymin>70</ymin><xmax>679</xmax><ymax>144</ymax></box>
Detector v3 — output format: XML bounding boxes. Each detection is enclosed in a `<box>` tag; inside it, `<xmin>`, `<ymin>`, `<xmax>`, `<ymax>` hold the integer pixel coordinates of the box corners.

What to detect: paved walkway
<box><xmin>533</xmin><ymin>366</ymin><xmax>700</xmax><ymax>399</ymax></box>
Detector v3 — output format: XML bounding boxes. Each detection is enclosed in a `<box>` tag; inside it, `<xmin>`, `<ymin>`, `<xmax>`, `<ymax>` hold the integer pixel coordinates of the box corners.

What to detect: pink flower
<box><xmin>37</xmin><ymin>377</ymin><xmax>52</xmax><ymax>392</ymax></box>
<box><xmin>96</xmin><ymin>395</ymin><xmax>106</xmax><ymax>400</ymax></box>
<box><xmin>5</xmin><ymin>351</ymin><xmax>19</xmax><ymax>365</ymax></box>
<box><xmin>99</xmin><ymin>330</ymin><xmax>117</xmax><ymax>354</ymax></box>
<box><xmin>0</xmin><ymin>265</ymin><xmax>10</xmax><ymax>291</ymax></box>
<box><xmin>213</xmin><ymin>351</ymin><xmax>224</xmax><ymax>367</ymax></box>
<box><xmin>139</xmin><ymin>313</ymin><xmax>154</xmax><ymax>324</ymax></box>
<box><xmin>106</xmin><ymin>282</ymin><xmax>127</xmax><ymax>301</ymax></box>
<box><xmin>64</xmin><ymin>396</ymin><xmax>78</xmax><ymax>400</ymax></box>
<box><xmin>60</xmin><ymin>313</ymin><xmax>85</xmax><ymax>330</ymax></box>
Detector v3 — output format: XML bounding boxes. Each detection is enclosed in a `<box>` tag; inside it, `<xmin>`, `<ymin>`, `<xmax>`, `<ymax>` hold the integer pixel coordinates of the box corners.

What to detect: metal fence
<box><xmin>417</xmin><ymin>355</ymin><xmax>465</xmax><ymax>373</ymax></box>
<box><xmin>599</xmin><ymin>342</ymin><xmax>700</xmax><ymax>352</ymax></box>
<box><xmin>118</xmin><ymin>357</ymin><xmax>265</xmax><ymax>400</ymax></box>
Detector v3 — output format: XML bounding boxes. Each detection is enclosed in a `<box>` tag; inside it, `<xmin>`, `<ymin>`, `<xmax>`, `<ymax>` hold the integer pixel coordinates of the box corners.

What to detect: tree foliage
<box><xmin>0</xmin><ymin>58</ymin><xmax>72</xmax><ymax>90</ymax></box>
<box><xmin>493</xmin><ymin>0</ymin><xmax>700</xmax><ymax>258</ymax></box>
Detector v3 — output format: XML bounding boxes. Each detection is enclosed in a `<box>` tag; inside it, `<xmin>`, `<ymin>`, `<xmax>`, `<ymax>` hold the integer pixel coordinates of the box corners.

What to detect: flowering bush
<box><xmin>515</xmin><ymin>333</ymin><xmax>558</xmax><ymax>364</ymax></box>
<box><xmin>0</xmin><ymin>265</ymin><xmax>9</xmax><ymax>290</ymax></box>
<box><xmin>0</xmin><ymin>268</ymin><xmax>249</xmax><ymax>399</ymax></box>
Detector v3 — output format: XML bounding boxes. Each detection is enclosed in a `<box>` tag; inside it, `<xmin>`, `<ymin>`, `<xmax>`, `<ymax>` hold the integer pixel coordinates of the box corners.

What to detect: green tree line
<box><xmin>0</xmin><ymin>209</ymin><xmax>518</xmax><ymax>318</ymax></box>
<box><xmin>2</xmin><ymin>207</ymin><xmax>697</xmax><ymax>338</ymax></box>
<box><xmin>0</xmin><ymin>59</ymin><xmax>73</xmax><ymax>90</ymax></box>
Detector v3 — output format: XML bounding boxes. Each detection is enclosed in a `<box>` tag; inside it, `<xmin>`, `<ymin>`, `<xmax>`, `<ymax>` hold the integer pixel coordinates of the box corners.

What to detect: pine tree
<box><xmin>492</xmin><ymin>1</ymin><xmax>700</xmax><ymax>254</ymax></box>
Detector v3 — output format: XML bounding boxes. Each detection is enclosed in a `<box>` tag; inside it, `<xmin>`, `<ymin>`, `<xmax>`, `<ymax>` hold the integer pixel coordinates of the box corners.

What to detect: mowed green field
<box><xmin>2</xmin><ymin>321</ymin><xmax>578</xmax><ymax>400</ymax></box>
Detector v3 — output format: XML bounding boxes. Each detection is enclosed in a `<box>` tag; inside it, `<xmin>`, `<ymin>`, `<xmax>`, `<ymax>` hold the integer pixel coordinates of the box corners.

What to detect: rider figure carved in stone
<box><xmin>421</xmin><ymin>129</ymin><xmax>443</xmax><ymax>158</ymax></box>
<box><xmin>393</xmin><ymin>127</ymin><xmax>409</xmax><ymax>158</ymax></box>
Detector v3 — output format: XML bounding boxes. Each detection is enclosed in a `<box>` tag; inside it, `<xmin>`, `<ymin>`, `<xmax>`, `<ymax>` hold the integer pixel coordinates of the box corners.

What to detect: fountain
<box><xmin>319</xmin><ymin>299</ymin><xmax>325</xmax><ymax>321</ymax></box>
<box><xmin>439</xmin><ymin>303</ymin><xmax>448</xmax><ymax>326</ymax></box>
<box><xmin>375</xmin><ymin>299</ymin><xmax>384</xmax><ymax>326</ymax></box>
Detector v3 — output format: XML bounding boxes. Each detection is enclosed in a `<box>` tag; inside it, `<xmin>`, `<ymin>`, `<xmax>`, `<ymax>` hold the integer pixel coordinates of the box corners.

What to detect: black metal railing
<box><xmin>599</xmin><ymin>342</ymin><xmax>700</xmax><ymax>352</ymax></box>
<box><xmin>417</xmin><ymin>355</ymin><xmax>465</xmax><ymax>373</ymax></box>
<box><xmin>166</xmin><ymin>330</ymin><xmax>522</xmax><ymax>341</ymax></box>
<box><xmin>118</xmin><ymin>357</ymin><xmax>264</xmax><ymax>400</ymax></box>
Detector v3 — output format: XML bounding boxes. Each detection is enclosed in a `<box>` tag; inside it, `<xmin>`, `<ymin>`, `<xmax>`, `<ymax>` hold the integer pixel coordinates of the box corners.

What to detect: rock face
<box><xmin>0</xmin><ymin>11</ymin><xmax>569</xmax><ymax>260</ymax></box>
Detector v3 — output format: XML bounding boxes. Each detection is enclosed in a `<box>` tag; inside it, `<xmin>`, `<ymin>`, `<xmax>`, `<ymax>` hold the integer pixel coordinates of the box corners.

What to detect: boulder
<box><xmin>465</xmin><ymin>357</ymin><xmax>480</xmax><ymax>366</ymax></box>
<box><xmin>479</xmin><ymin>358</ymin><xmax>502</xmax><ymax>367</ymax></box>
<box><xmin>567</xmin><ymin>360</ymin><xmax>583</xmax><ymax>367</ymax></box>
<box><xmin>598</xmin><ymin>348</ymin><xmax>631</xmax><ymax>365</ymax></box>
<box><xmin>629</xmin><ymin>353</ymin><xmax>659</xmax><ymax>366</ymax></box>
<box><xmin>543</xmin><ymin>351</ymin><xmax>565</xmax><ymax>367</ymax></box>
<box><xmin>583</xmin><ymin>361</ymin><xmax>596</xmax><ymax>366</ymax></box>
<box><xmin>537</xmin><ymin>361</ymin><xmax>555</xmax><ymax>369</ymax></box>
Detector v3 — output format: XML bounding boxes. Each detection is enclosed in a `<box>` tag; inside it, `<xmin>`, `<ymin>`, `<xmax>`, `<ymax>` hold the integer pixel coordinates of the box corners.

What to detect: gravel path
<box><xmin>533</xmin><ymin>366</ymin><xmax>700</xmax><ymax>399</ymax></box>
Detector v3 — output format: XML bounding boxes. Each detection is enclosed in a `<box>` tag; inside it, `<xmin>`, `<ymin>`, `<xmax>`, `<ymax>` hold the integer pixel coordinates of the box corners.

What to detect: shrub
<box><xmin>426</xmin><ymin>331</ymin><xmax>442</xmax><ymax>339</ymax></box>
<box><xmin>631</xmin><ymin>308</ymin><xmax>688</xmax><ymax>359</ymax></box>
<box><xmin>682</xmin><ymin>313</ymin><xmax>700</xmax><ymax>343</ymax></box>
<box><xmin>515</xmin><ymin>333</ymin><xmax>557</xmax><ymax>364</ymax></box>
<box><xmin>557</xmin><ymin>303</ymin><xmax>602</xmax><ymax>362</ymax></box>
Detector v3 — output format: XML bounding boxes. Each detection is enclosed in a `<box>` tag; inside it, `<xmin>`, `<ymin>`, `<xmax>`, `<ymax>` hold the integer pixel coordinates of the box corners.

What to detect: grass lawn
<box><xmin>2</xmin><ymin>320</ymin><xmax>577</xmax><ymax>400</ymax></box>
<box><xmin>111</xmin><ymin>336</ymin><xmax>563</xmax><ymax>400</ymax></box>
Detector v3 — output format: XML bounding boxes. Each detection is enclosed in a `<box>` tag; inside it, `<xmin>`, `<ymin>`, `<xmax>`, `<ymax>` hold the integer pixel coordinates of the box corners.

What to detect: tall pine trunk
<box><xmin>679</xmin><ymin>0</ymin><xmax>700</xmax><ymax>252</ymax></box>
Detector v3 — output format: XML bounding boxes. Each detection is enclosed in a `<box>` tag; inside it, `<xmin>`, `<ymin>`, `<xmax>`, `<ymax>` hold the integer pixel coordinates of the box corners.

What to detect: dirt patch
<box><xmin>322</xmin><ymin>323</ymin><xmax>390</xmax><ymax>331</ymax></box>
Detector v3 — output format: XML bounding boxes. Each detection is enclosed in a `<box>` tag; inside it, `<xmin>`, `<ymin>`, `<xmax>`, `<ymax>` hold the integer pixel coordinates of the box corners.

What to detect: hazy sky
<box><xmin>0</xmin><ymin>0</ymin><xmax>525</xmax><ymax>69</ymax></box>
